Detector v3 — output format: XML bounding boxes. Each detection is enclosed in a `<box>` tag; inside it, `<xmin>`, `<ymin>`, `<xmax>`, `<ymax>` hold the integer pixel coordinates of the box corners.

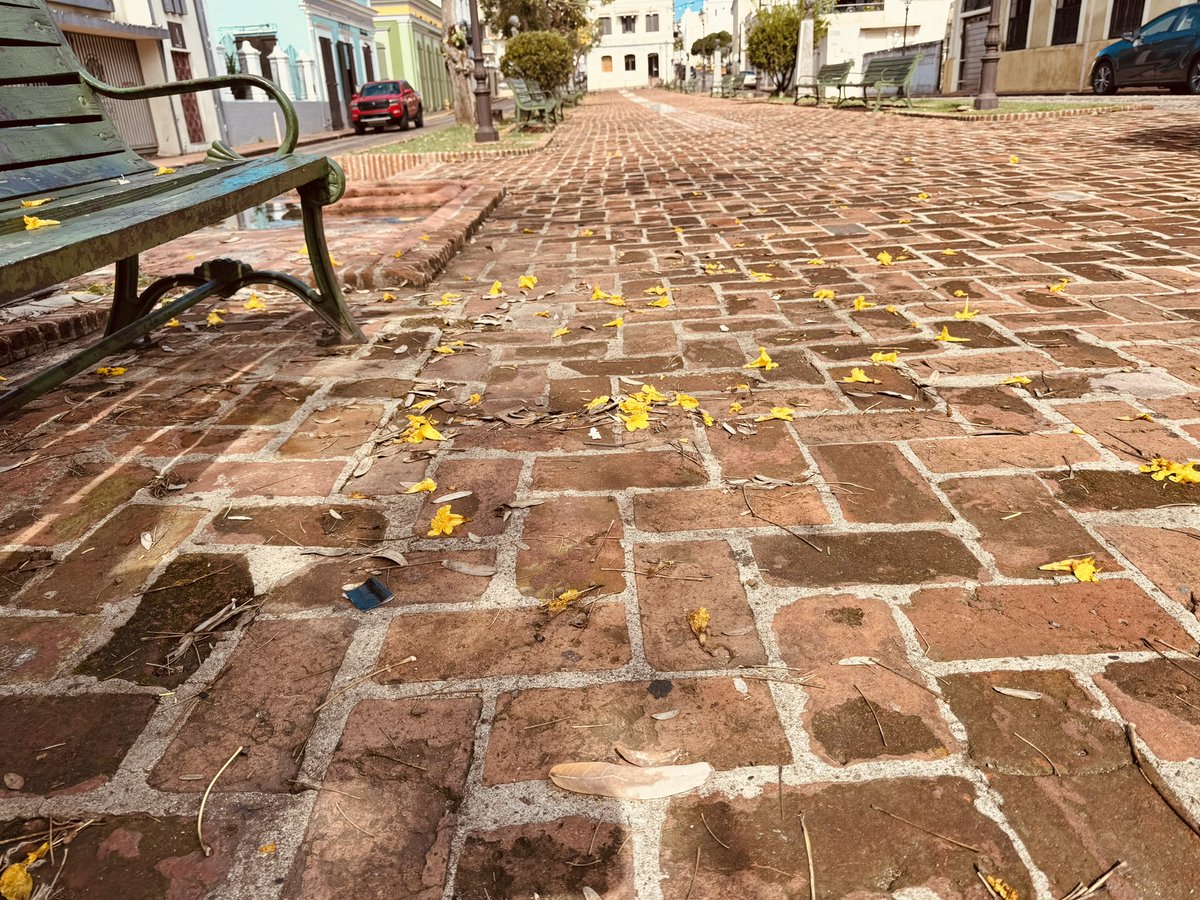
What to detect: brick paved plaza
<box><xmin>3</xmin><ymin>90</ymin><xmax>1200</xmax><ymax>898</ymax></box>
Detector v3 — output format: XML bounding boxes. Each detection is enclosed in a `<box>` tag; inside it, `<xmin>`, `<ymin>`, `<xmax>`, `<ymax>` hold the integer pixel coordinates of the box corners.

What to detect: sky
<box><xmin>675</xmin><ymin>0</ymin><xmax>705</xmax><ymax>17</ymax></box>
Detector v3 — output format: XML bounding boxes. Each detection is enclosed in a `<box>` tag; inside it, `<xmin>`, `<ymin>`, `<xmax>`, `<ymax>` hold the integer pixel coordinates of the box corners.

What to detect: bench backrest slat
<box><xmin>862</xmin><ymin>56</ymin><xmax>919</xmax><ymax>81</ymax></box>
<box><xmin>816</xmin><ymin>61</ymin><xmax>853</xmax><ymax>82</ymax></box>
<box><xmin>0</xmin><ymin>0</ymin><xmax>153</xmax><ymax>201</ymax></box>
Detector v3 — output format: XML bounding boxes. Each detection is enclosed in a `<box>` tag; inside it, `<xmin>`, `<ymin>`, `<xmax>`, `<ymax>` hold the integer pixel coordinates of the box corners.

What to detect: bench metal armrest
<box><xmin>80</xmin><ymin>72</ymin><xmax>299</xmax><ymax>156</ymax></box>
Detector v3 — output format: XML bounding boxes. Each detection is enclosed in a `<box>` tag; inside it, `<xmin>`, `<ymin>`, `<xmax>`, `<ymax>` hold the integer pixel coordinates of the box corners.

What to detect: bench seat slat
<box><xmin>0</xmin><ymin>82</ymin><xmax>106</xmax><ymax>126</ymax></box>
<box><xmin>0</xmin><ymin>150</ymin><xmax>153</xmax><ymax>201</ymax></box>
<box><xmin>0</xmin><ymin>121</ymin><xmax>128</xmax><ymax>169</ymax></box>
<box><xmin>0</xmin><ymin>45</ymin><xmax>78</xmax><ymax>83</ymax></box>
<box><xmin>0</xmin><ymin>3</ymin><xmax>61</xmax><ymax>46</ymax></box>
<box><xmin>0</xmin><ymin>154</ymin><xmax>329</xmax><ymax>303</ymax></box>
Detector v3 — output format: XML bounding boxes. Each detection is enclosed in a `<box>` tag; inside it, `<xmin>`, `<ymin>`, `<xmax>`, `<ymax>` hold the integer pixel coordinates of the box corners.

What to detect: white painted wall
<box><xmin>585</xmin><ymin>0</ymin><xmax>674</xmax><ymax>89</ymax></box>
<box><xmin>822</xmin><ymin>0</ymin><xmax>954</xmax><ymax>75</ymax></box>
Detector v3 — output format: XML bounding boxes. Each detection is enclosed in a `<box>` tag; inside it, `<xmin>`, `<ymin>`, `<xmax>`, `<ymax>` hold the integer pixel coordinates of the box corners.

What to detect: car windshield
<box><xmin>1139</xmin><ymin>12</ymin><xmax>1177</xmax><ymax>38</ymax></box>
<box><xmin>361</xmin><ymin>82</ymin><xmax>400</xmax><ymax>96</ymax></box>
<box><xmin>1176</xmin><ymin>8</ymin><xmax>1199</xmax><ymax>31</ymax></box>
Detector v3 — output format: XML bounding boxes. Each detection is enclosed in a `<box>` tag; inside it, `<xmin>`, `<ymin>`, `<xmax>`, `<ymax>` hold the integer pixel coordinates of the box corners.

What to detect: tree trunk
<box><xmin>440</xmin><ymin>14</ymin><xmax>476</xmax><ymax>127</ymax></box>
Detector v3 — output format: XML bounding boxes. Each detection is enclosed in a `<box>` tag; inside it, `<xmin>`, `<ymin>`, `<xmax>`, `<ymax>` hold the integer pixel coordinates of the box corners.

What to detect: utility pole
<box><xmin>902</xmin><ymin>0</ymin><xmax>912</xmax><ymax>50</ymax></box>
<box><xmin>468</xmin><ymin>0</ymin><xmax>498</xmax><ymax>141</ymax></box>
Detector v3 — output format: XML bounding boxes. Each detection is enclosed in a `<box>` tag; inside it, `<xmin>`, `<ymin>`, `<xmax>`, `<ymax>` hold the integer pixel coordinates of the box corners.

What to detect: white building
<box><xmin>585</xmin><ymin>0</ymin><xmax>674</xmax><ymax>89</ymax></box>
<box><xmin>820</xmin><ymin>0</ymin><xmax>954</xmax><ymax>78</ymax></box>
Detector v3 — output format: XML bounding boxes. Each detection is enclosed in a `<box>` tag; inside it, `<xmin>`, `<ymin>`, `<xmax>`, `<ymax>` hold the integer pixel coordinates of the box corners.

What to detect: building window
<box><xmin>962</xmin><ymin>0</ymin><xmax>989</xmax><ymax>11</ymax></box>
<box><xmin>162</xmin><ymin>0</ymin><xmax>186</xmax><ymax>14</ymax></box>
<box><xmin>648</xmin><ymin>52</ymin><xmax>659</xmax><ymax>78</ymax></box>
<box><xmin>1108</xmin><ymin>0</ymin><xmax>1145</xmax><ymax>36</ymax></box>
<box><xmin>167</xmin><ymin>21</ymin><xmax>186</xmax><ymax>48</ymax></box>
<box><xmin>601</xmin><ymin>55</ymin><xmax>613</xmax><ymax>72</ymax></box>
<box><xmin>1006</xmin><ymin>0</ymin><xmax>1030</xmax><ymax>48</ymax></box>
<box><xmin>598</xmin><ymin>17</ymin><xmax>611</xmax><ymax>35</ymax></box>
<box><xmin>620</xmin><ymin>15</ymin><xmax>636</xmax><ymax>33</ymax></box>
<box><xmin>624</xmin><ymin>54</ymin><xmax>636</xmax><ymax>71</ymax></box>
<box><xmin>1051</xmin><ymin>0</ymin><xmax>1082</xmax><ymax>44</ymax></box>
<box><xmin>646</xmin><ymin>13</ymin><xmax>659</xmax><ymax>32</ymax></box>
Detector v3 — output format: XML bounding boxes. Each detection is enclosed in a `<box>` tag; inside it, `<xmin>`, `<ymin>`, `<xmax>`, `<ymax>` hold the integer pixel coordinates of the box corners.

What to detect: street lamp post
<box><xmin>902</xmin><ymin>0</ymin><xmax>912</xmax><ymax>50</ymax></box>
<box><xmin>973</xmin><ymin>0</ymin><xmax>1002</xmax><ymax>110</ymax></box>
<box><xmin>468</xmin><ymin>0</ymin><xmax>498</xmax><ymax>142</ymax></box>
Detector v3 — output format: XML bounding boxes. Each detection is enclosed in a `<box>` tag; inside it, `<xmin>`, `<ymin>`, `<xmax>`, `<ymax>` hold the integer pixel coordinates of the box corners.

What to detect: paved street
<box><xmin>3</xmin><ymin>89</ymin><xmax>1200</xmax><ymax>898</ymax></box>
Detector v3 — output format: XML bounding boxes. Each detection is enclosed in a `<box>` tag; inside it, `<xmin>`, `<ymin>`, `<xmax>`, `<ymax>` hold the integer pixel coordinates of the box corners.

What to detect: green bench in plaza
<box><xmin>845</xmin><ymin>55</ymin><xmax>922</xmax><ymax>111</ymax></box>
<box><xmin>509</xmin><ymin>78</ymin><xmax>561</xmax><ymax>131</ymax></box>
<box><xmin>795</xmin><ymin>61</ymin><xmax>854</xmax><ymax>106</ymax></box>
<box><xmin>0</xmin><ymin>0</ymin><xmax>364</xmax><ymax>417</ymax></box>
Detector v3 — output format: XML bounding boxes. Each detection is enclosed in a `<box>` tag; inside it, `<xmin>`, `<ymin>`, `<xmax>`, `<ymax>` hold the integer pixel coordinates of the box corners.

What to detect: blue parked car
<box><xmin>1092</xmin><ymin>3</ymin><xmax>1200</xmax><ymax>94</ymax></box>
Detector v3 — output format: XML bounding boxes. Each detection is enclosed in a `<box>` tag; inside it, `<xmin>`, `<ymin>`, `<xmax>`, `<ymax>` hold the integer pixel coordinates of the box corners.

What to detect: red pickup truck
<box><xmin>350</xmin><ymin>80</ymin><xmax>425</xmax><ymax>134</ymax></box>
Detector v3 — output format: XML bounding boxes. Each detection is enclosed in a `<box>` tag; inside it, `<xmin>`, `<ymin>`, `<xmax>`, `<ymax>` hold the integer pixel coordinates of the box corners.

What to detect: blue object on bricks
<box><xmin>344</xmin><ymin>577</ymin><xmax>394</xmax><ymax>611</ymax></box>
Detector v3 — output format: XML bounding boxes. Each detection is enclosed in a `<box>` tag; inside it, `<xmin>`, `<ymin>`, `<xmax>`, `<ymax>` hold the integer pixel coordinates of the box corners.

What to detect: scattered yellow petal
<box><xmin>729</xmin><ymin>401</ymin><xmax>744</xmax><ymax>414</ymax></box>
<box><xmin>670</xmin><ymin>392</ymin><xmax>700</xmax><ymax>410</ymax></box>
<box><xmin>635</xmin><ymin>384</ymin><xmax>667</xmax><ymax>403</ymax></box>
<box><xmin>382</xmin><ymin>292</ymin><xmax>396</xmax><ymax>302</ymax></box>
<box><xmin>1048</xmin><ymin>278</ymin><xmax>1070</xmax><ymax>293</ymax></box>
<box><xmin>700</xmin><ymin>410</ymin><xmax>715</xmax><ymax>426</ymax></box>
<box><xmin>405</xmin><ymin>478</ymin><xmax>438</xmax><ymax>493</ymax></box>
<box><xmin>871</xmin><ymin>351</ymin><xmax>899</xmax><ymax>364</ymax></box>
<box><xmin>914</xmin><ymin>192</ymin><xmax>931</xmax><ymax>200</ymax></box>
<box><xmin>813</xmin><ymin>289</ymin><xmax>836</xmax><ymax>301</ymax></box>
<box><xmin>607</xmin><ymin>296</ymin><xmax>628</xmax><ymax>307</ymax></box>
<box><xmin>22</xmin><ymin>215</ymin><xmax>59</xmax><ymax>230</ymax></box>
<box><xmin>735</xmin><ymin>383</ymin><xmax>750</xmax><ymax>391</ymax></box>
<box><xmin>553</xmin><ymin>327</ymin><xmax>571</xmax><ymax>338</ymax></box>
<box><xmin>1038</xmin><ymin>556</ymin><xmax>1101</xmax><ymax>583</ymax></box>
<box><xmin>488</xmin><ymin>281</ymin><xmax>504</xmax><ymax>296</ymax></box>
<box><xmin>619</xmin><ymin>396</ymin><xmax>649</xmax><ymax>415</ymax></box>
<box><xmin>876</xmin><ymin>251</ymin><xmax>894</xmax><ymax>267</ymax></box>
<box><xmin>243</xmin><ymin>294</ymin><xmax>267</xmax><ymax>311</ymax></box>
<box><xmin>394</xmin><ymin>249</ymin><xmax>405</xmax><ymax>258</ymax></box>
<box><xmin>674</xmin><ymin>226</ymin><xmax>684</xmax><ymax>233</ymax></box>
<box><xmin>401</xmin><ymin>414</ymin><xmax>445</xmax><ymax>443</ymax></box>
<box><xmin>349</xmin><ymin>491</ymin><xmax>368</xmax><ymax>500</ymax></box>
<box><xmin>548</xmin><ymin>587</ymin><xmax>583</xmax><ymax>614</ymax></box>
<box><xmin>942</xmin><ymin>249</ymin><xmax>958</xmax><ymax>256</ymax></box>
<box><xmin>687</xmin><ymin>607</ymin><xmax>710</xmax><ymax>645</ymax></box>
<box><xmin>903</xmin><ymin>156</ymin><xmax>913</xmax><ymax>162</ymax></box>
<box><xmin>744</xmin><ymin>347</ymin><xmax>778</xmax><ymax>370</ymax></box>
<box><xmin>95</xmin><ymin>366</ymin><xmax>126</xmax><ymax>376</ymax></box>
<box><xmin>619</xmin><ymin>409</ymin><xmax>649</xmax><ymax>431</ymax></box>
<box><xmin>898</xmin><ymin>218</ymin><xmax>912</xmax><ymax>224</ymax></box>
<box><xmin>580</xmin><ymin>228</ymin><xmax>594</xmax><ymax>237</ymax></box>
<box><xmin>165</xmin><ymin>318</ymin><xmax>181</xmax><ymax>328</ymax></box>
<box><xmin>806</xmin><ymin>258</ymin><xmax>825</xmax><ymax>266</ymax></box>
<box><xmin>330</xmin><ymin>257</ymin><xmax>341</xmax><ymax>267</ymax></box>
<box><xmin>156</xmin><ymin>166</ymin><xmax>176</xmax><ymax>176</ymax></box>
<box><xmin>1001</xmin><ymin>375</ymin><xmax>1032</xmax><ymax>386</ymax></box>
<box><xmin>1140</xmin><ymin>457</ymin><xmax>1200</xmax><ymax>485</ymax></box>
<box><xmin>259</xmin><ymin>843</ymin><xmax>278</xmax><ymax>856</ymax></box>
<box><xmin>591</xmin><ymin>285</ymin><xmax>611</xmax><ymax>300</ymax></box>
<box><xmin>748</xmin><ymin>270</ymin><xmax>774</xmax><ymax>283</ymax></box>
<box><xmin>935</xmin><ymin>325</ymin><xmax>970</xmax><ymax>343</ymax></box>
<box><xmin>434</xmin><ymin>345</ymin><xmax>456</xmax><ymax>355</ymax></box>
<box><xmin>427</xmin><ymin>504</ymin><xmax>467</xmax><ymax>537</ymax></box>
<box><xmin>841</xmin><ymin>368</ymin><xmax>881</xmax><ymax>385</ymax></box>
<box><xmin>534</xmin><ymin>310</ymin><xmax>551</xmax><ymax>318</ymax></box>
<box><xmin>206</xmin><ymin>311</ymin><xmax>224</xmax><ymax>326</ymax></box>
<box><xmin>1116</xmin><ymin>413</ymin><xmax>1155</xmax><ymax>422</ymax></box>
<box><xmin>603</xmin><ymin>316</ymin><xmax>624</xmax><ymax>327</ymax></box>
<box><xmin>954</xmin><ymin>300</ymin><xmax>977</xmax><ymax>320</ymax></box>
<box><xmin>441</xmin><ymin>292</ymin><xmax>462</xmax><ymax>302</ymax></box>
<box><xmin>419</xmin><ymin>234</ymin><xmax>431</xmax><ymax>241</ymax></box>
<box><xmin>952</xmin><ymin>289</ymin><xmax>970</xmax><ymax>298</ymax></box>
<box><xmin>1009</xmin><ymin>155</ymin><xmax>1020</xmax><ymax>165</ymax></box>
<box><xmin>518</xmin><ymin>274</ymin><xmax>538</xmax><ymax>290</ymax></box>
<box><xmin>986</xmin><ymin>874</ymin><xmax>1020</xmax><ymax>900</ymax></box>
<box><xmin>584</xmin><ymin>395</ymin><xmax>610</xmax><ymax>411</ymax></box>
<box><xmin>853</xmin><ymin>296</ymin><xmax>876</xmax><ymax>311</ymax></box>
<box><xmin>468</xmin><ymin>393</ymin><xmax>482</xmax><ymax>405</ymax></box>
<box><xmin>884</xmin><ymin>305</ymin><xmax>899</xmax><ymax>315</ymax></box>
<box><xmin>647</xmin><ymin>297</ymin><xmax>670</xmax><ymax>308</ymax></box>
<box><xmin>755</xmin><ymin>406</ymin><xmax>794</xmax><ymax>422</ymax></box>
<box><xmin>0</xmin><ymin>841</ymin><xmax>49</xmax><ymax>900</ymax></box>
<box><xmin>20</xmin><ymin>198</ymin><xmax>52</xmax><ymax>208</ymax></box>
<box><xmin>645</xmin><ymin>285</ymin><xmax>669</xmax><ymax>296</ymax></box>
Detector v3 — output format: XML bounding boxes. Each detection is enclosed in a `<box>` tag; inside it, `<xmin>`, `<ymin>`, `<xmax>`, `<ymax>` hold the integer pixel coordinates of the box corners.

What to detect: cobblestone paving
<box><xmin>3</xmin><ymin>89</ymin><xmax>1200</xmax><ymax>898</ymax></box>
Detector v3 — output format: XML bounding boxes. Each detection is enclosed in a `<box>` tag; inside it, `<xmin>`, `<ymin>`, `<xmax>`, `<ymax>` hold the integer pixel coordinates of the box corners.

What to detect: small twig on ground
<box><xmin>198</xmin><ymin>745</ymin><xmax>244</xmax><ymax>857</ymax></box>
<box><xmin>741</xmin><ymin>485</ymin><xmax>824</xmax><ymax>553</ymax></box>
<box><xmin>315</xmin><ymin>657</ymin><xmax>416</xmax><ymax>714</ymax></box>
<box><xmin>778</xmin><ymin>765</ymin><xmax>785</xmax><ymax>825</ymax></box>
<box><xmin>870</xmin><ymin>805</ymin><xmax>985</xmax><ymax>854</ymax></box>
<box><xmin>976</xmin><ymin>867</ymin><xmax>1004</xmax><ymax>899</ymax></box>
<box><xmin>1058</xmin><ymin>860</ymin><xmax>1127</xmax><ymax>900</ymax></box>
<box><xmin>140</xmin><ymin>565</ymin><xmax>236</xmax><ymax>596</ymax></box>
<box><xmin>598</xmin><ymin>567</ymin><xmax>710</xmax><ymax>581</ymax></box>
<box><xmin>685</xmin><ymin>845</ymin><xmax>700</xmax><ymax>900</ymax></box>
<box><xmin>587</xmin><ymin>820</ymin><xmax>601</xmax><ymax>858</ymax></box>
<box><xmin>700</xmin><ymin>811</ymin><xmax>730</xmax><ymax>849</ymax></box>
<box><xmin>334</xmin><ymin>801</ymin><xmax>376</xmax><ymax>839</ymax></box>
<box><xmin>591</xmin><ymin>519</ymin><xmax>615</xmax><ymax>562</ymax></box>
<box><xmin>854</xmin><ymin>684</ymin><xmax>887</xmax><ymax>747</ymax></box>
<box><xmin>1014</xmin><ymin>731</ymin><xmax>1059</xmax><ymax>776</ymax></box>
<box><xmin>800</xmin><ymin>812</ymin><xmax>817</xmax><ymax>900</ymax></box>
<box><xmin>1125</xmin><ymin>723</ymin><xmax>1200</xmax><ymax>840</ymax></box>
<box><xmin>1141</xmin><ymin>638</ymin><xmax>1200</xmax><ymax>685</ymax></box>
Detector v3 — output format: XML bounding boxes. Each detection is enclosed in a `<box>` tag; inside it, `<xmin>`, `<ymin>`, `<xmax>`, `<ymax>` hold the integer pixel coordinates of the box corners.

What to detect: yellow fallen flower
<box><xmin>670</xmin><ymin>392</ymin><xmax>699</xmax><ymax>410</ymax></box>
<box><xmin>853</xmin><ymin>296</ymin><xmax>875</xmax><ymax>311</ymax></box>
<box><xmin>401</xmin><ymin>414</ymin><xmax>444</xmax><ymax>443</ymax></box>
<box><xmin>619</xmin><ymin>410</ymin><xmax>649</xmax><ymax>431</ymax></box>
<box><xmin>1001</xmin><ymin>375</ymin><xmax>1031</xmax><ymax>386</ymax></box>
<box><xmin>518</xmin><ymin>274</ymin><xmax>538</xmax><ymax>290</ymax></box>
<box><xmin>744</xmin><ymin>347</ymin><xmax>778</xmax><ymax>370</ymax></box>
<box><xmin>23</xmin><ymin>215</ymin><xmax>59</xmax><ymax>230</ymax></box>
<box><xmin>428</xmin><ymin>504</ymin><xmax>466</xmax><ymax>536</ymax></box>
<box><xmin>20</xmin><ymin>198</ymin><xmax>52</xmax><ymax>208</ymax></box>
<box><xmin>1039</xmin><ymin>556</ymin><xmax>1100</xmax><ymax>583</ymax></box>
<box><xmin>206</xmin><ymin>311</ymin><xmax>224</xmax><ymax>326</ymax></box>
<box><xmin>842</xmin><ymin>368</ymin><xmax>881</xmax><ymax>384</ymax></box>
<box><xmin>156</xmin><ymin>166</ymin><xmax>176</xmax><ymax>176</ymax></box>
<box><xmin>405</xmin><ymin>478</ymin><xmax>437</xmax><ymax>493</ymax></box>
<box><xmin>96</xmin><ymin>366</ymin><xmax>126</xmax><ymax>376</ymax></box>
<box><xmin>243</xmin><ymin>294</ymin><xmax>267</xmax><ymax>311</ymax></box>
<box><xmin>553</xmin><ymin>327</ymin><xmax>570</xmax><ymax>338</ymax></box>
<box><xmin>755</xmin><ymin>406</ymin><xmax>794</xmax><ymax>422</ymax></box>
<box><xmin>647</xmin><ymin>297</ymin><xmax>671</xmax><ymax>308</ymax></box>
<box><xmin>603</xmin><ymin>317</ymin><xmax>623</xmax><ymax>327</ymax></box>
<box><xmin>954</xmin><ymin>301</ymin><xmax>977</xmax><ymax>320</ymax></box>
<box><xmin>935</xmin><ymin>325</ymin><xmax>970</xmax><ymax>343</ymax></box>
<box><xmin>871</xmin><ymin>351</ymin><xmax>899</xmax><ymax>364</ymax></box>
<box><xmin>813</xmin><ymin>289</ymin><xmax>836</xmax><ymax>301</ymax></box>
<box><xmin>488</xmin><ymin>281</ymin><xmax>504</xmax><ymax>296</ymax></box>
<box><xmin>591</xmin><ymin>285</ymin><xmax>611</xmax><ymax>300</ymax></box>
<box><xmin>1140</xmin><ymin>457</ymin><xmax>1200</xmax><ymax>485</ymax></box>
<box><xmin>876</xmin><ymin>251</ymin><xmax>894</xmax><ymax>266</ymax></box>
<box><xmin>584</xmin><ymin>395</ymin><xmax>610</xmax><ymax>411</ymax></box>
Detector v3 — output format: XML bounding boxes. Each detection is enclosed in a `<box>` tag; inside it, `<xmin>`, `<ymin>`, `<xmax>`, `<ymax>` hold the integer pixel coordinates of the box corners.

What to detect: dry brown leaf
<box><xmin>992</xmin><ymin>687</ymin><xmax>1044</xmax><ymax>701</ymax></box>
<box><xmin>441</xmin><ymin>560</ymin><xmax>497</xmax><ymax>577</ymax></box>
<box><xmin>614</xmin><ymin>742</ymin><xmax>681</xmax><ymax>767</ymax></box>
<box><xmin>549</xmin><ymin>761</ymin><xmax>712</xmax><ymax>799</ymax></box>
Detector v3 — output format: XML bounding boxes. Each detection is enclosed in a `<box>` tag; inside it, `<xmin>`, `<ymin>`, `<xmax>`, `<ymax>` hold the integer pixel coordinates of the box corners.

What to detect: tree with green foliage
<box><xmin>746</xmin><ymin>2</ymin><xmax>829</xmax><ymax>94</ymax></box>
<box><xmin>482</xmin><ymin>0</ymin><xmax>591</xmax><ymax>38</ymax></box>
<box><xmin>690</xmin><ymin>30</ymin><xmax>733</xmax><ymax>63</ymax></box>
<box><xmin>500</xmin><ymin>30</ymin><xmax>574</xmax><ymax>89</ymax></box>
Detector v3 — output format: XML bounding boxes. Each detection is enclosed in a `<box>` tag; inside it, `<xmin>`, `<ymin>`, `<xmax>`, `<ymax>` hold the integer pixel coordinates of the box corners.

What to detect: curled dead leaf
<box><xmin>441</xmin><ymin>560</ymin><xmax>497</xmax><ymax>577</ymax></box>
<box><xmin>549</xmin><ymin>761</ymin><xmax>712</xmax><ymax>799</ymax></box>
<box><xmin>992</xmin><ymin>687</ymin><xmax>1045</xmax><ymax>701</ymax></box>
<box><xmin>614</xmin><ymin>742</ymin><xmax>681</xmax><ymax>767</ymax></box>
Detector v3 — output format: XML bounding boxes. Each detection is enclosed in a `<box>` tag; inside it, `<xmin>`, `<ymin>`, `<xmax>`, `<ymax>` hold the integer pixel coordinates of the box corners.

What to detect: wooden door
<box><xmin>319</xmin><ymin>36</ymin><xmax>343</xmax><ymax>129</ymax></box>
<box><xmin>171</xmin><ymin>51</ymin><xmax>205</xmax><ymax>144</ymax></box>
<box><xmin>958</xmin><ymin>18</ymin><xmax>987</xmax><ymax>93</ymax></box>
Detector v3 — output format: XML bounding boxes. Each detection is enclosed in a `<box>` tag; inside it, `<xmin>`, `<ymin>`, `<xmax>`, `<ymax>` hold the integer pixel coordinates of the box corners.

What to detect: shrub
<box><xmin>747</xmin><ymin>3</ymin><xmax>830</xmax><ymax>94</ymax></box>
<box><xmin>500</xmin><ymin>31</ymin><xmax>574</xmax><ymax>90</ymax></box>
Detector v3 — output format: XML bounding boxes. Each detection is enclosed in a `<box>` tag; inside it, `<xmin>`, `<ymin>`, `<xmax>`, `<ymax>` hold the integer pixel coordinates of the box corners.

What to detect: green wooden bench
<box><xmin>795</xmin><ymin>61</ymin><xmax>854</xmax><ymax>106</ymax></box>
<box><xmin>845</xmin><ymin>55</ymin><xmax>922</xmax><ymax>111</ymax></box>
<box><xmin>715</xmin><ymin>74</ymin><xmax>737</xmax><ymax>97</ymax></box>
<box><xmin>0</xmin><ymin>0</ymin><xmax>364</xmax><ymax>417</ymax></box>
<box><xmin>508</xmin><ymin>78</ymin><xmax>557</xmax><ymax>132</ymax></box>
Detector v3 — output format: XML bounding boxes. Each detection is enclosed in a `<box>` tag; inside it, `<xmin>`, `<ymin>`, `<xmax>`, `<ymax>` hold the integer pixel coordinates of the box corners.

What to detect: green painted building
<box><xmin>372</xmin><ymin>0</ymin><xmax>452</xmax><ymax>112</ymax></box>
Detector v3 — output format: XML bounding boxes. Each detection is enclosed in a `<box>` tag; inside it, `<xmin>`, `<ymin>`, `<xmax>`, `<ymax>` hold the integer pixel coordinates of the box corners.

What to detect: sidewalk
<box><xmin>2</xmin><ymin>90</ymin><xmax>1200</xmax><ymax>899</ymax></box>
